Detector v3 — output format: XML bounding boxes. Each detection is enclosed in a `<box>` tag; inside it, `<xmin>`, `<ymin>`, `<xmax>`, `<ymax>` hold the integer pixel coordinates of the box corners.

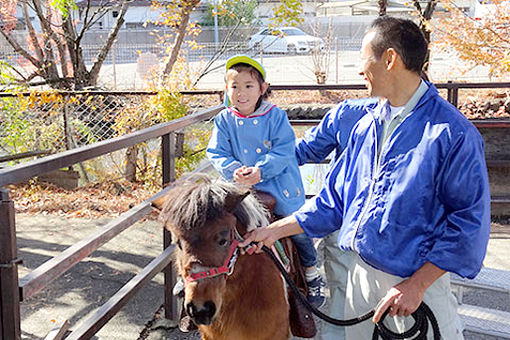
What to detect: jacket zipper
<box><xmin>350</xmin><ymin>115</ymin><xmax>384</xmax><ymax>250</ymax></box>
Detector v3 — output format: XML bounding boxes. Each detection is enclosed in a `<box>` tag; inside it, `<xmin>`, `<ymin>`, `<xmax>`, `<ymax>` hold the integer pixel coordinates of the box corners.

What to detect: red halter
<box><xmin>184</xmin><ymin>230</ymin><xmax>240</xmax><ymax>284</ymax></box>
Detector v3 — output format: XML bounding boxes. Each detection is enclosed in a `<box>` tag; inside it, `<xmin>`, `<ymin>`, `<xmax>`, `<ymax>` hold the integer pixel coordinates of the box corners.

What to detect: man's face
<box><xmin>359</xmin><ymin>31</ymin><xmax>388</xmax><ymax>98</ymax></box>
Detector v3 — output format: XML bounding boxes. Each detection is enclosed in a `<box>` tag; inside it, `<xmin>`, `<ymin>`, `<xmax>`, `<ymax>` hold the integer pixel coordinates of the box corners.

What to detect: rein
<box><xmin>259</xmin><ymin>244</ymin><xmax>441</xmax><ymax>340</ymax></box>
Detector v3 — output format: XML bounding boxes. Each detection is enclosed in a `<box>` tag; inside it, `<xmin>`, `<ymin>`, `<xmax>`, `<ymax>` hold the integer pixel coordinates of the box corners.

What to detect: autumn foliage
<box><xmin>432</xmin><ymin>0</ymin><xmax>510</xmax><ymax>78</ymax></box>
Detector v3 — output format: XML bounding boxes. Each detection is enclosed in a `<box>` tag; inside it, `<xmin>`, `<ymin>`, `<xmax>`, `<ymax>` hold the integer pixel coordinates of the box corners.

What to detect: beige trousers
<box><xmin>344</xmin><ymin>253</ymin><xmax>464</xmax><ymax>340</ymax></box>
<box><xmin>320</xmin><ymin>231</ymin><xmax>354</xmax><ymax>340</ymax></box>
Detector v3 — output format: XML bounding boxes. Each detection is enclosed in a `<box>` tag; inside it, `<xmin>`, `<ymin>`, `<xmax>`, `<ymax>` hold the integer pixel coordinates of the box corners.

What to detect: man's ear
<box><xmin>151</xmin><ymin>195</ymin><xmax>167</xmax><ymax>212</ymax></box>
<box><xmin>385</xmin><ymin>48</ymin><xmax>399</xmax><ymax>70</ymax></box>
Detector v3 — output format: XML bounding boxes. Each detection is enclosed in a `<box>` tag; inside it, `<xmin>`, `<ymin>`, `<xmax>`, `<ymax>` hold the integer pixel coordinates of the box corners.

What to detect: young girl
<box><xmin>206</xmin><ymin>55</ymin><xmax>325</xmax><ymax>307</ymax></box>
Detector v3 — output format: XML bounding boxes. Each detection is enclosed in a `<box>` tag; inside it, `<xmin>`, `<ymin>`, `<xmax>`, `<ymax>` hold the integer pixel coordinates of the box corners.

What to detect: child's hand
<box><xmin>234</xmin><ymin>166</ymin><xmax>261</xmax><ymax>186</ymax></box>
<box><xmin>233</xmin><ymin>166</ymin><xmax>249</xmax><ymax>183</ymax></box>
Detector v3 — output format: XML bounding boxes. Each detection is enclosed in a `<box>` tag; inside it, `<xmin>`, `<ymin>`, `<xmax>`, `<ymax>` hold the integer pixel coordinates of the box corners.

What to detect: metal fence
<box><xmin>2</xmin><ymin>82</ymin><xmax>508</xmax><ymax>165</ymax></box>
<box><xmin>0</xmin><ymin>92</ymin><xmax>155</xmax><ymax>156</ymax></box>
<box><xmin>3</xmin><ymin>37</ymin><xmax>506</xmax><ymax>91</ymax></box>
<box><xmin>0</xmin><ymin>39</ymin><xmax>363</xmax><ymax>65</ymax></box>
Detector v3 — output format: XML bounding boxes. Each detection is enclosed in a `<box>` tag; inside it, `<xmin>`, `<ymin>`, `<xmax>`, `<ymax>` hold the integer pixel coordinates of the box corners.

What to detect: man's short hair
<box><xmin>368</xmin><ymin>16</ymin><xmax>428</xmax><ymax>74</ymax></box>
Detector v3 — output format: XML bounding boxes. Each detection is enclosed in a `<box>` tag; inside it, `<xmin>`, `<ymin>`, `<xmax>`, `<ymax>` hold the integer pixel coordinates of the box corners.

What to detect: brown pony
<box><xmin>153</xmin><ymin>177</ymin><xmax>290</xmax><ymax>340</ymax></box>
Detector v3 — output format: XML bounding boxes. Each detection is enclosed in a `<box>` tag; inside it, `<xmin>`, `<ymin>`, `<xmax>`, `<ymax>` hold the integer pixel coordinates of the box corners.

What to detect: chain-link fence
<box><xmin>0</xmin><ymin>92</ymin><xmax>152</xmax><ymax>154</ymax></box>
<box><xmin>0</xmin><ymin>91</ymin><xmax>219</xmax><ymax>186</ymax></box>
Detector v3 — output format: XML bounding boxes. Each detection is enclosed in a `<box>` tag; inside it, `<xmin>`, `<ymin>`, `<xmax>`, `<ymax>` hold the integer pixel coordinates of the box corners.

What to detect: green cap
<box><xmin>226</xmin><ymin>55</ymin><xmax>266</xmax><ymax>80</ymax></box>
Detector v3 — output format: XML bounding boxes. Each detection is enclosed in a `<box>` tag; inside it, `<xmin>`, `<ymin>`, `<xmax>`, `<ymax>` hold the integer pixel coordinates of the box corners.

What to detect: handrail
<box><xmin>0</xmin><ymin>82</ymin><xmax>508</xmax><ymax>97</ymax></box>
<box><xmin>0</xmin><ymin>90</ymin><xmax>223</xmax><ymax>97</ymax></box>
<box><xmin>18</xmin><ymin>162</ymin><xmax>214</xmax><ymax>300</ymax></box>
<box><xmin>18</xmin><ymin>199</ymin><xmax>154</xmax><ymax>300</ymax></box>
<box><xmin>0</xmin><ymin>105</ymin><xmax>223</xmax><ymax>188</ymax></box>
<box><xmin>65</xmin><ymin>245</ymin><xmax>175</xmax><ymax>340</ymax></box>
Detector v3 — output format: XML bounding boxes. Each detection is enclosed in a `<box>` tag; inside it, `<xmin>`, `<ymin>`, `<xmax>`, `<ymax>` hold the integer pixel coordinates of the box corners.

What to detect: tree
<box><xmin>268</xmin><ymin>0</ymin><xmax>303</xmax><ymax>28</ymax></box>
<box><xmin>0</xmin><ymin>0</ymin><xmax>129</xmax><ymax>89</ymax></box>
<box><xmin>201</xmin><ymin>0</ymin><xmax>258</xmax><ymax>27</ymax></box>
<box><xmin>411</xmin><ymin>0</ymin><xmax>438</xmax><ymax>73</ymax></box>
<box><xmin>431</xmin><ymin>0</ymin><xmax>509</xmax><ymax>78</ymax></box>
<box><xmin>149</xmin><ymin>0</ymin><xmax>202</xmax><ymax>76</ymax></box>
<box><xmin>155</xmin><ymin>0</ymin><xmax>304</xmax><ymax>78</ymax></box>
<box><xmin>378</xmin><ymin>0</ymin><xmax>387</xmax><ymax>16</ymax></box>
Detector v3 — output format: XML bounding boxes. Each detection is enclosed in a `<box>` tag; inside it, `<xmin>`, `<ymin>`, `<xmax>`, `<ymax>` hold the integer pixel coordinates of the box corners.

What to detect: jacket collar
<box><xmin>368</xmin><ymin>80</ymin><xmax>439</xmax><ymax>122</ymax></box>
<box><xmin>229</xmin><ymin>101</ymin><xmax>275</xmax><ymax>118</ymax></box>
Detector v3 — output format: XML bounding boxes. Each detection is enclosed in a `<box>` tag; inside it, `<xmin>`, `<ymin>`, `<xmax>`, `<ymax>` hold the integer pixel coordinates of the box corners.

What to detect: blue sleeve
<box><xmin>293</xmin><ymin>152</ymin><xmax>347</xmax><ymax>237</ymax></box>
<box><xmin>295</xmin><ymin>105</ymin><xmax>341</xmax><ymax>166</ymax></box>
<box><xmin>254</xmin><ymin>109</ymin><xmax>297</xmax><ymax>181</ymax></box>
<box><xmin>206</xmin><ymin>115</ymin><xmax>242</xmax><ymax>181</ymax></box>
<box><xmin>427</xmin><ymin>130</ymin><xmax>491</xmax><ymax>279</ymax></box>
<box><xmin>295</xmin><ymin>100</ymin><xmax>370</xmax><ymax>166</ymax></box>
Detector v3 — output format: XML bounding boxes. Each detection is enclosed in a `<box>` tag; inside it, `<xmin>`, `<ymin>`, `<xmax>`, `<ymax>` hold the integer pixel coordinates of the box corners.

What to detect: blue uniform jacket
<box><xmin>294</xmin><ymin>83</ymin><xmax>491</xmax><ymax>279</ymax></box>
<box><xmin>296</xmin><ymin>98</ymin><xmax>377</xmax><ymax>165</ymax></box>
<box><xmin>207</xmin><ymin>102</ymin><xmax>305</xmax><ymax>216</ymax></box>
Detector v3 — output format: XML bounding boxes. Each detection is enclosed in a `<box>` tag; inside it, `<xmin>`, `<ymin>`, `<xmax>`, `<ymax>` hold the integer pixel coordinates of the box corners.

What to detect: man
<box><xmin>241</xmin><ymin>16</ymin><xmax>490</xmax><ymax>339</ymax></box>
<box><xmin>295</xmin><ymin>99</ymin><xmax>374</xmax><ymax>340</ymax></box>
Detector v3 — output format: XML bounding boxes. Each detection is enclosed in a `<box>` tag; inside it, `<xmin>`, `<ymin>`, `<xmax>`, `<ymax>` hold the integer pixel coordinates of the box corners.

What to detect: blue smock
<box><xmin>207</xmin><ymin>102</ymin><xmax>305</xmax><ymax>216</ymax></box>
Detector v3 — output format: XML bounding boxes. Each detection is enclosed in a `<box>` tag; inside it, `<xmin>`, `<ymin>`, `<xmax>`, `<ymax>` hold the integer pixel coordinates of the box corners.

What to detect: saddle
<box><xmin>254</xmin><ymin>191</ymin><xmax>317</xmax><ymax>338</ymax></box>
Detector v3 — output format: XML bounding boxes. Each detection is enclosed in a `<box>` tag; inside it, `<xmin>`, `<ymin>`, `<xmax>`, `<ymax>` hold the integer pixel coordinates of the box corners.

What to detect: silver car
<box><xmin>249</xmin><ymin>27</ymin><xmax>324</xmax><ymax>54</ymax></box>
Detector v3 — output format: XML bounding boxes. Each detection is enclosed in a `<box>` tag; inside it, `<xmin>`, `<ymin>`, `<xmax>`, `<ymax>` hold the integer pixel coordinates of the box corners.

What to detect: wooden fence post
<box><xmin>161</xmin><ymin>133</ymin><xmax>178</xmax><ymax>320</ymax></box>
<box><xmin>0</xmin><ymin>189</ymin><xmax>21</xmax><ymax>340</ymax></box>
<box><xmin>446</xmin><ymin>80</ymin><xmax>459</xmax><ymax>107</ymax></box>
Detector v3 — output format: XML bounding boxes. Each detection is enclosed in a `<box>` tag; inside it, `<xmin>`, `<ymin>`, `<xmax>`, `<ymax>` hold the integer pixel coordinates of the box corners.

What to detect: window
<box><xmin>112</xmin><ymin>10</ymin><xmax>119</xmax><ymax>18</ymax></box>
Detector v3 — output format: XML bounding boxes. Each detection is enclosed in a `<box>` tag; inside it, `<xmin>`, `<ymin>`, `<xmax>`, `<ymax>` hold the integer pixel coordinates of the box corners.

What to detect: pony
<box><xmin>152</xmin><ymin>176</ymin><xmax>290</xmax><ymax>340</ymax></box>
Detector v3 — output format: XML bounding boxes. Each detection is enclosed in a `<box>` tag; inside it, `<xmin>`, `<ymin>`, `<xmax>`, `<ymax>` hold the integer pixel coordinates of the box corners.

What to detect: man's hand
<box><xmin>372</xmin><ymin>278</ymin><xmax>425</xmax><ymax>323</ymax></box>
<box><xmin>233</xmin><ymin>166</ymin><xmax>261</xmax><ymax>186</ymax></box>
<box><xmin>372</xmin><ymin>262</ymin><xmax>445</xmax><ymax>323</ymax></box>
<box><xmin>239</xmin><ymin>215</ymin><xmax>304</xmax><ymax>254</ymax></box>
<box><xmin>239</xmin><ymin>226</ymin><xmax>280</xmax><ymax>254</ymax></box>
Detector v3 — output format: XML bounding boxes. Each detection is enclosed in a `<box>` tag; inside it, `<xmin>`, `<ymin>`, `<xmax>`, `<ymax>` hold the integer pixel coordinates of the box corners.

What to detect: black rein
<box><xmin>260</xmin><ymin>245</ymin><xmax>441</xmax><ymax>340</ymax></box>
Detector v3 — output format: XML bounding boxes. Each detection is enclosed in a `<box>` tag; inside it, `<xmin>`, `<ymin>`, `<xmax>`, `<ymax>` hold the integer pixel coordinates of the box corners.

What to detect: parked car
<box><xmin>248</xmin><ymin>27</ymin><xmax>324</xmax><ymax>54</ymax></box>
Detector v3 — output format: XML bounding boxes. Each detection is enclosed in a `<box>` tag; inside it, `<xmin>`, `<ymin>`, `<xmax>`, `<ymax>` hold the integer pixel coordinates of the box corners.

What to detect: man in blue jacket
<box><xmin>242</xmin><ymin>16</ymin><xmax>490</xmax><ymax>339</ymax></box>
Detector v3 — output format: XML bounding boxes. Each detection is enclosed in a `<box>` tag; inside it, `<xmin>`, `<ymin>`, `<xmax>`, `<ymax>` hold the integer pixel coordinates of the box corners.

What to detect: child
<box><xmin>206</xmin><ymin>55</ymin><xmax>325</xmax><ymax>308</ymax></box>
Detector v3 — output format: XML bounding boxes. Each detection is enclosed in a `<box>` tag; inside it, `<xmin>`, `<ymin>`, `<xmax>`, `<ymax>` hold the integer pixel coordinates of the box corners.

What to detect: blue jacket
<box><xmin>207</xmin><ymin>102</ymin><xmax>305</xmax><ymax>216</ymax></box>
<box><xmin>296</xmin><ymin>99</ymin><xmax>377</xmax><ymax>165</ymax></box>
<box><xmin>294</xmin><ymin>83</ymin><xmax>491</xmax><ymax>279</ymax></box>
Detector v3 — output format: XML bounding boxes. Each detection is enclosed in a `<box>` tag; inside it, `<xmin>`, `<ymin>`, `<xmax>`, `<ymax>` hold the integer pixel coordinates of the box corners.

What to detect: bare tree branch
<box><xmin>23</xmin><ymin>0</ymin><xmax>45</xmax><ymax>62</ymax></box>
<box><xmin>162</xmin><ymin>0</ymin><xmax>201</xmax><ymax>75</ymax></box>
<box><xmin>0</xmin><ymin>29</ymin><xmax>42</xmax><ymax>67</ymax></box>
<box><xmin>193</xmin><ymin>20</ymin><xmax>243</xmax><ymax>86</ymax></box>
<box><xmin>88</xmin><ymin>0</ymin><xmax>130</xmax><ymax>85</ymax></box>
<box><xmin>27</xmin><ymin>0</ymin><xmax>71</xmax><ymax>78</ymax></box>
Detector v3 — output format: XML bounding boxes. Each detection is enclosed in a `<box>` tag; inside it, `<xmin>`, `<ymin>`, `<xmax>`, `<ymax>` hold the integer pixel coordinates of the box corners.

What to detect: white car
<box><xmin>249</xmin><ymin>27</ymin><xmax>324</xmax><ymax>54</ymax></box>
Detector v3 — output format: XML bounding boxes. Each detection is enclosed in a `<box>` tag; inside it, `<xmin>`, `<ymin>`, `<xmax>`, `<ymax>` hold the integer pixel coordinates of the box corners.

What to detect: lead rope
<box><xmin>259</xmin><ymin>244</ymin><xmax>441</xmax><ymax>340</ymax></box>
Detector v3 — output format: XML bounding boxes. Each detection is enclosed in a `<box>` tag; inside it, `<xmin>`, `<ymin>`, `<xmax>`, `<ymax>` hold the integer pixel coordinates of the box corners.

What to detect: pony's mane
<box><xmin>159</xmin><ymin>175</ymin><xmax>270</xmax><ymax>232</ymax></box>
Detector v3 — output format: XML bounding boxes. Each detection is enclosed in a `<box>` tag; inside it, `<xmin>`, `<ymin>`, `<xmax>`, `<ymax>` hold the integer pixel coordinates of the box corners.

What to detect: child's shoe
<box><xmin>306</xmin><ymin>276</ymin><xmax>326</xmax><ymax>308</ymax></box>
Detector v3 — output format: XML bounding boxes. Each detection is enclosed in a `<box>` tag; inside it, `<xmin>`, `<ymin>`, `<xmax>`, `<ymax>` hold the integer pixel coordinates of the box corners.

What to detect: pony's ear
<box><xmin>151</xmin><ymin>195</ymin><xmax>167</xmax><ymax>212</ymax></box>
<box><xmin>224</xmin><ymin>189</ymin><xmax>251</xmax><ymax>213</ymax></box>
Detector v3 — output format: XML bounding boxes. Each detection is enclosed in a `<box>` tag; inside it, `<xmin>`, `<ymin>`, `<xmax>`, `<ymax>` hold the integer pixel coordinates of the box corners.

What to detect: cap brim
<box><xmin>226</xmin><ymin>55</ymin><xmax>266</xmax><ymax>80</ymax></box>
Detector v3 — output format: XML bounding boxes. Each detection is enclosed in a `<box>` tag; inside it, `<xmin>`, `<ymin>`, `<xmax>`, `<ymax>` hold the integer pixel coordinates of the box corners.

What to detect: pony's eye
<box><xmin>218</xmin><ymin>238</ymin><xmax>228</xmax><ymax>247</ymax></box>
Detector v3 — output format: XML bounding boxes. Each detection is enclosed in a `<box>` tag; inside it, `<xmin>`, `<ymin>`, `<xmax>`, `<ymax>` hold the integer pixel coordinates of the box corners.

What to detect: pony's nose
<box><xmin>186</xmin><ymin>300</ymin><xmax>216</xmax><ymax>325</ymax></box>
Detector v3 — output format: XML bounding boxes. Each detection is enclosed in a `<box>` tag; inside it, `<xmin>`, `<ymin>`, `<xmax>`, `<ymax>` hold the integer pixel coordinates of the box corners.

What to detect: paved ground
<box><xmin>96</xmin><ymin>50</ymin><xmax>494</xmax><ymax>91</ymax></box>
<box><xmin>15</xmin><ymin>215</ymin><xmax>510</xmax><ymax>340</ymax></box>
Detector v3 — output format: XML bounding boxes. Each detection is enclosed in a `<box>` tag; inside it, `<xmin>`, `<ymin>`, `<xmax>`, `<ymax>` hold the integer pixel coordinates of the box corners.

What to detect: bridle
<box><xmin>183</xmin><ymin>228</ymin><xmax>242</xmax><ymax>285</ymax></box>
